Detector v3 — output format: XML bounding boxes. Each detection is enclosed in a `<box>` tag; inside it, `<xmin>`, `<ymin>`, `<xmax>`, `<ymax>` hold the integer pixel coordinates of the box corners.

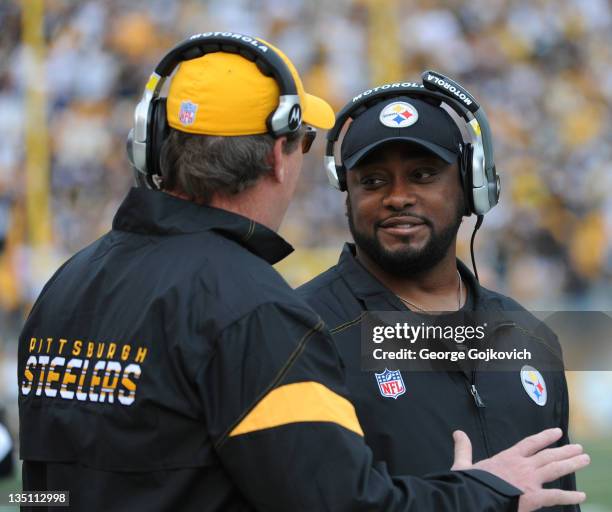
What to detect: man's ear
<box><xmin>270</xmin><ymin>136</ymin><xmax>287</xmax><ymax>184</ymax></box>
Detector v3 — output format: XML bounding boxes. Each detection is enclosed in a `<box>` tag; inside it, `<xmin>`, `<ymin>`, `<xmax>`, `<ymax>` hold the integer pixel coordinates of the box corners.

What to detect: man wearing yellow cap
<box><xmin>18</xmin><ymin>33</ymin><xmax>586</xmax><ymax>511</ymax></box>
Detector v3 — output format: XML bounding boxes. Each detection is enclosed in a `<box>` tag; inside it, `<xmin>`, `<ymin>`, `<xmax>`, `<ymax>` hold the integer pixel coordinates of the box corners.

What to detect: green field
<box><xmin>576</xmin><ymin>438</ymin><xmax>612</xmax><ymax>511</ymax></box>
<box><xmin>0</xmin><ymin>439</ymin><xmax>610</xmax><ymax>510</ymax></box>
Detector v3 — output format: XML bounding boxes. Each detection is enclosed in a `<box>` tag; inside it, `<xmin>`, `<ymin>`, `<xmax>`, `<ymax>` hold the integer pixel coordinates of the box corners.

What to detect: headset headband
<box><xmin>154</xmin><ymin>33</ymin><xmax>298</xmax><ymax>94</ymax></box>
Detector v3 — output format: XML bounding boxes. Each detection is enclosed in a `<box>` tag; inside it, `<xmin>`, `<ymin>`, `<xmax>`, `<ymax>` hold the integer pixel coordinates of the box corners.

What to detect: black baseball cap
<box><xmin>340</xmin><ymin>96</ymin><xmax>463</xmax><ymax>170</ymax></box>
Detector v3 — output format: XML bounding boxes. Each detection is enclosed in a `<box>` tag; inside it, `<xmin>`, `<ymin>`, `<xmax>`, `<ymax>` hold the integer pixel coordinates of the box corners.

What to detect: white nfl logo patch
<box><xmin>179</xmin><ymin>100</ymin><xmax>198</xmax><ymax>126</ymax></box>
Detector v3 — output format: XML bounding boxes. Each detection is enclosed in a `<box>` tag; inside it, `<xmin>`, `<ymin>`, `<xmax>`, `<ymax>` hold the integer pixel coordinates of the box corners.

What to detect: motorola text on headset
<box><xmin>325</xmin><ymin>71</ymin><xmax>501</xmax><ymax>280</ymax></box>
<box><xmin>126</xmin><ymin>32</ymin><xmax>303</xmax><ymax>190</ymax></box>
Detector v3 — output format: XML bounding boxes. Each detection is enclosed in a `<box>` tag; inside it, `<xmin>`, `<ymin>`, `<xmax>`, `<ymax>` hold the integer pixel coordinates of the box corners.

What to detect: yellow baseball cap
<box><xmin>166</xmin><ymin>40</ymin><xmax>334</xmax><ymax>136</ymax></box>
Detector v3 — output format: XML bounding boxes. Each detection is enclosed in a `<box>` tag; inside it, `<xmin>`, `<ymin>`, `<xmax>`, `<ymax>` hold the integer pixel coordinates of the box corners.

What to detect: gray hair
<box><xmin>159</xmin><ymin>127</ymin><xmax>303</xmax><ymax>204</ymax></box>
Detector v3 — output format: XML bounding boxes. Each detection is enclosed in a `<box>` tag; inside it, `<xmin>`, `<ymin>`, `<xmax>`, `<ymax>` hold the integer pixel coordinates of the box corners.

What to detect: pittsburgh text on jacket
<box><xmin>20</xmin><ymin>336</ymin><xmax>148</xmax><ymax>406</ymax></box>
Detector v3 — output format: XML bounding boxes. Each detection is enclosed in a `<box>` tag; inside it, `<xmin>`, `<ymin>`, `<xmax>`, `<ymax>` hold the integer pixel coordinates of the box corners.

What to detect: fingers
<box><xmin>532</xmin><ymin>443</ymin><xmax>583</xmax><ymax>467</ymax></box>
<box><xmin>532</xmin><ymin>489</ymin><xmax>587</xmax><ymax>508</ymax></box>
<box><xmin>451</xmin><ymin>430</ymin><xmax>473</xmax><ymax>471</ymax></box>
<box><xmin>512</xmin><ymin>428</ymin><xmax>563</xmax><ymax>457</ymax></box>
<box><xmin>540</xmin><ymin>453</ymin><xmax>591</xmax><ymax>483</ymax></box>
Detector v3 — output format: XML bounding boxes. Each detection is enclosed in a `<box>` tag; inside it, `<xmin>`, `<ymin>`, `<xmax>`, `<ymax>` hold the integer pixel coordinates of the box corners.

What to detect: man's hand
<box><xmin>452</xmin><ymin>428</ymin><xmax>589</xmax><ymax>511</ymax></box>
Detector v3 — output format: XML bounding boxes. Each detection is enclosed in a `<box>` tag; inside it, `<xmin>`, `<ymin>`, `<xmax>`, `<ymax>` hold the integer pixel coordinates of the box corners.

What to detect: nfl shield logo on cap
<box><xmin>375</xmin><ymin>369</ymin><xmax>406</xmax><ymax>399</ymax></box>
<box><xmin>179</xmin><ymin>100</ymin><xmax>198</xmax><ymax>126</ymax></box>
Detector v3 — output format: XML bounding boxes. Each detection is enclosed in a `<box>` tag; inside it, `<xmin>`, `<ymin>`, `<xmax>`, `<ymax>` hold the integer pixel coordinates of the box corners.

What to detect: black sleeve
<box><xmin>196</xmin><ymin>301</ymin><xmax>522</xmax><ymax>511</ymax></box>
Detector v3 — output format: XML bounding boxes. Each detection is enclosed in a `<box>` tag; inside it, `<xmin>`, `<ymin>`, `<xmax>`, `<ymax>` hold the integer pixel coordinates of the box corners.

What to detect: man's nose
<box><xmin>382</xmin><ymin>181</ymin><xmax>417</xmax><ymax>211</ymax></box>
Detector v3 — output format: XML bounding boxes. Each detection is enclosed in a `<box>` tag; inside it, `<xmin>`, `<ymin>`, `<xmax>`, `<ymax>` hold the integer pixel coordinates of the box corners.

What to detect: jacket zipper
<box><xmin>465</xmin><ymin>321</ymin><xmax>516</xmax><ymax>457</ymax></box>
<box><xmin>470</xmin><ymin>382</ymin><xmax>485</xmax><ymax>407</ymax></box>
<box><xmin>464</xmin><ymin>318</ymin><xmax>545</xmax><ymax>458</ymax></box>
<box><xmin>469</xmin><ymin>370</ymin><xmax>492</xmax><ymax>458</ymax></box>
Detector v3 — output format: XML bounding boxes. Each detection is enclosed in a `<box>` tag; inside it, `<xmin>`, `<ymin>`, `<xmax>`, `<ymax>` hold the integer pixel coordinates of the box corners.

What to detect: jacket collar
<box><xmin>112</xmin><ymin>187</ymin><xmax>294</xmax><ymax>265</ymax></box>
<box><xmin>336</xmin><ymin>242</ymin><xmax>485</xmax><ymax>311</ymax></box>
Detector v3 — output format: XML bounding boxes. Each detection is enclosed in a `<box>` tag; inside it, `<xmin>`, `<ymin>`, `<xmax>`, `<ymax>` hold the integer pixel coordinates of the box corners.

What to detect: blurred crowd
<box><xmin>1</xmin><ymin>0</ymin><xmax>611</xmax><ymax>347</ymax></box>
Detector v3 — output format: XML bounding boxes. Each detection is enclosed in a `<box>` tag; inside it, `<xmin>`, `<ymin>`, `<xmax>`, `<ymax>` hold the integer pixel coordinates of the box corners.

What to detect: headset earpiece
<box><xmin>126</xmin><ymin>128</ymin><xmax>146</xmax><ymax>188</ymax></box>
<box><xmin>324</xmin><ymin>141</ymin><xmax>346</xmax><ymax>191</ymax></box>
<box><xmin>147</xmin><ymin>98</ymin><xmax>169</xmax><ymax>187</ymax></box>
<box><xmin>267</xmin><ymin>99</ymin><xmax>301</xmax><ymax>136</ymax></box>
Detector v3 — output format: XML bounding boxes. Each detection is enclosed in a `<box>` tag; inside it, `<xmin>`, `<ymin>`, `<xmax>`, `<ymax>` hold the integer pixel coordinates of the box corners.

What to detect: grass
<box><xmin>577</xmin><ymin>438</ymin><xmax>612</xmax><ymax>511</ymax></box>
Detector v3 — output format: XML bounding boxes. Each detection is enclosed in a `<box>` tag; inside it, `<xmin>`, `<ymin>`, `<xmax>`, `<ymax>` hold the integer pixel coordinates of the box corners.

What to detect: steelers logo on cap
<box><xmin>520</xmin><ymin>365</ymin><xmax>547</xmax><ymax>406</ymax></box>
<box><xmin>379</xmin><ymin>101</ymin><xmax>419</xmax><ymax>128</ymax></box>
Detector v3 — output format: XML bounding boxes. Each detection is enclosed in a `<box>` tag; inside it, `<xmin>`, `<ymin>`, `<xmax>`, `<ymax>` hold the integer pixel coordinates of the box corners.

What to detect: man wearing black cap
<box><xmin>298</xmin><ymin>92</ymin><xmax>582</xmax><ymax>511</ymax></box>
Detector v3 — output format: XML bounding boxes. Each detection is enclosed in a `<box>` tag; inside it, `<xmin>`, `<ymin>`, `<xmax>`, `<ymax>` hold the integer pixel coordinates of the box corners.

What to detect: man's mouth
<box><xmin>378</xmin><ymin>216</ymin><xmax>428</xmax><ymax>237</ymax></box>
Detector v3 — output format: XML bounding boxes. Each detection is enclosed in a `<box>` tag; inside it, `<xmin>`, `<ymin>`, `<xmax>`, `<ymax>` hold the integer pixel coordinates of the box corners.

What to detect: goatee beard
<box><xmin>347</xmin><ymin>198</ymin><xmax>463</xmax><ymax>278</ymax></box>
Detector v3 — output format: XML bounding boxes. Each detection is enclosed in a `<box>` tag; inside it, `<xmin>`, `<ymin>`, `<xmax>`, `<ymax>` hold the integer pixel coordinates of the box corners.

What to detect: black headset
<box><xmin>324</xmin><ymin>70</ymin><xmax>500</xmax><ymax>217</ymax></box>
<box><xmin>126</xmin><ymin>32</ymin><xmax>302</xmax><ymax>190</ymax></box>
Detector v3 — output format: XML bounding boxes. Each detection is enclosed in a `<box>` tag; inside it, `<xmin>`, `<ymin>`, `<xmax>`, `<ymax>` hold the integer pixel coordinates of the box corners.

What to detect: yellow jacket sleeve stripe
<box><xmin>229</xmin><ymin>381</ymin><xmax>364</xmax><ymax>438</ymax></box>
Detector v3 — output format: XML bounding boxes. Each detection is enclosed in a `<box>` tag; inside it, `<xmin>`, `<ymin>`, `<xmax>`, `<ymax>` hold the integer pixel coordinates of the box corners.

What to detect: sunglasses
<box><xmin>301</xmin><ymin>126</ymin><xmax>317</xmax><ymax>154</ymax></box>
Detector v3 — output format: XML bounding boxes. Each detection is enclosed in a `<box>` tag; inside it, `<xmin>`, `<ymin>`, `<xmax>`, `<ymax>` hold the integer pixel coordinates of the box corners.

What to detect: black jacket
<box><xmin>19</xmin><ymin>188</ymin><xmax>521</xmax><ymax>511</ymax></box>
<box><xmin>298</xmin><ymin>243</ymin><xmax>578</xmax><ymax>511</ymax></box>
